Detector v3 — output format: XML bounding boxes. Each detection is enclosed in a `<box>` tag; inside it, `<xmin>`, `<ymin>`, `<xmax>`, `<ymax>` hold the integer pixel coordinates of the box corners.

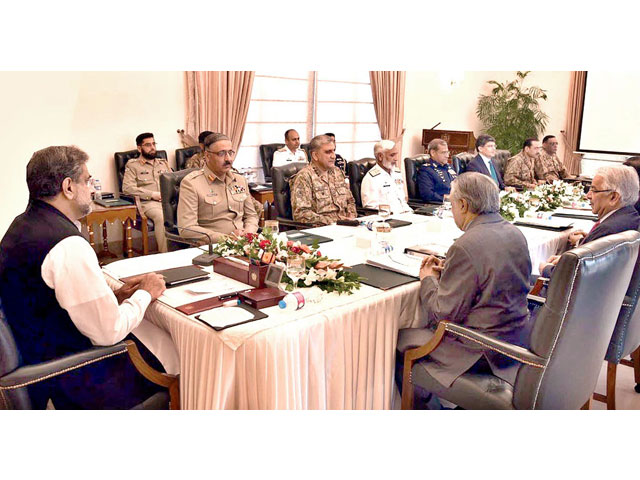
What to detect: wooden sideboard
<box><xmin>422</xmin><ymin>129</ymin><xmax>476</xmax><ymax>157</ymax></box>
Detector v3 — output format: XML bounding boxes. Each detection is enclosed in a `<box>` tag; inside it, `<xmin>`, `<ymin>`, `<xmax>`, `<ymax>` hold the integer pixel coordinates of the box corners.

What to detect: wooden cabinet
<box><xmin>422</xmin><ymin>129</ymin><xmax>476</xmax><ymax>157</ymax></box>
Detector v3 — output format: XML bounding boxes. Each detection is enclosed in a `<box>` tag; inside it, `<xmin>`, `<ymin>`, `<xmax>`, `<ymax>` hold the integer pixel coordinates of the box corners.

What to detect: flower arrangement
<box><xmin>212</xmin><ymin>228</ymin><xmax>361</xmax><ymax>294</ymax></box>
<box><xmin>500</xmin><ymin>181</ymin><xmax>587</xmax><ymax>222</ymax></box>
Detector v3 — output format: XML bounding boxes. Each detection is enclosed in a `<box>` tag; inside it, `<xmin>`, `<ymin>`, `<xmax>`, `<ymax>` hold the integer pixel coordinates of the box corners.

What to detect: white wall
<box><xmin>402</xmin><ymin>71</ymin><xmax>573</xmax><ymax>159</ymax></box>
<box><xmin>0</xmin><ymin>71</ymin><xmax>185</xmax><ymax>236</ymax></box>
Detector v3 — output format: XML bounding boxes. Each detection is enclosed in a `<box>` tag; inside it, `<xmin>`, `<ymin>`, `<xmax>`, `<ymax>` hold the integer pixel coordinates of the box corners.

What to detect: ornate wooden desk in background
<box><xmin>422</xmin><ymin>129</ymin><xmax>476</xmax><ymax>157</ymax></box>
<box><xmin>81</xmin><ymin>202</ymin><xmax>137</xmax><ymax>260</ymax></box>
<box><xmin>250</xmin><ymin>188</ymin><xmax>275</xmax><ymax>225</ymax></box>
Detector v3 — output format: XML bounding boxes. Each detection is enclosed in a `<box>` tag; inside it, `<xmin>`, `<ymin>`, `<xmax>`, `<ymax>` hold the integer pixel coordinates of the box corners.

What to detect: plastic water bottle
<box><xmin>93</xmin><ymin>179</ymin><xmax>102</xmax><ymax>200</ymax></box>
<box><xmin>278</xmin><ymin>287</ymin><xmax>325</xmax><ymax>312</ymax></box>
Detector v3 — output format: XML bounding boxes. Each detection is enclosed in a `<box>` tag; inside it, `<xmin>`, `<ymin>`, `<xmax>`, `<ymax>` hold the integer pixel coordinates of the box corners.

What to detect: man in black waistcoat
<box><xmin>0</xmin><ymin>146</ymin><xmax>168</xmax><ymax>409</ymax></box>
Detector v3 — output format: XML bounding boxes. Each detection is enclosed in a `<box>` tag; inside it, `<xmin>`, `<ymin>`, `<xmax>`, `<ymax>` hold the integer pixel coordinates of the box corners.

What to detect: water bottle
<box><xmin>374</xmin><ymin>221</ymin><xmax>393</xmax><ymax>254</ymax></box>
<box><xmin>93</xmin><ymin>179</ymin><xmax>102</xmax><ymax>200</ymax></box>
<box><xmin>278</xmin><ymin>287</ymin><xmax>325</xmax><ymax>312</ymax></box>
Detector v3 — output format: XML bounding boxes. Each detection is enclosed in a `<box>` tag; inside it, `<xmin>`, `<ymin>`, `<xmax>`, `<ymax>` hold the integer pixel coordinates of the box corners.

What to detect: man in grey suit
<box><xmin>396</xmin><ymin>172</ymin><xmax>532</xmax><ymax>409</ymax></box>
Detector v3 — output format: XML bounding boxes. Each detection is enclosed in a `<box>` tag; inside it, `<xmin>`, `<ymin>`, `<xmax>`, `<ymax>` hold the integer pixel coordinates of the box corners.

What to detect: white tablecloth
<box><xmin>103</xmin><ymin>213</ymin><xmax>592</xmax><ymax>409</ymax></box>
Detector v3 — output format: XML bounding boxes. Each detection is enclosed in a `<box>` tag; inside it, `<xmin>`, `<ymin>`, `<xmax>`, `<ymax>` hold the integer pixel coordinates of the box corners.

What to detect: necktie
<box><xmin>589</xmin><ymin>220</ymin><xmax>601</xmax><ymax>233</ymax></box>
<box><xmin>488</xmin><ymin>161</ymin><xmax>499</xmax><ymax>185</ymax></box>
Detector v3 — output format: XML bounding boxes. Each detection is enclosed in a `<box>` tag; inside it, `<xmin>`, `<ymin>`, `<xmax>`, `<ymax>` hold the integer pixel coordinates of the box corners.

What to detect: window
<box><xmin>235</xmin><ymin>71</ymin><xmax>380</xmax><ymax>180</ymax></box>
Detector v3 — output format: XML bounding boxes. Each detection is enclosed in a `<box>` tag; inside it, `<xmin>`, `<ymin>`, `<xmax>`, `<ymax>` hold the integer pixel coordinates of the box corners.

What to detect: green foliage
<box><xmin>476</xmin><ymin>71</ymin><xmax>549</xmax><ymax>155</ymax></box>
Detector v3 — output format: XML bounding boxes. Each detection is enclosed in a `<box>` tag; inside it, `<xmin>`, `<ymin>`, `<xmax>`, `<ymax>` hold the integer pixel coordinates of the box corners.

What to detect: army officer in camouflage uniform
<box><xmin>177</xmin><ymin>133</ymin><xmax>259</xmax><ymax>243</ymax></box>
<box><xmin>122</xmin><ymin>132</ymin><xmax>171</xmax><ymax>252</ymax></box>
<box><xmin>503</xmin><ymin>138</ymin><xmax>546</xmax><ymax>190</ymax></box>
<box><xmin>290</xmin><ymin>134</ymin><xmax>357</xmax><ymax>226</ymax></box>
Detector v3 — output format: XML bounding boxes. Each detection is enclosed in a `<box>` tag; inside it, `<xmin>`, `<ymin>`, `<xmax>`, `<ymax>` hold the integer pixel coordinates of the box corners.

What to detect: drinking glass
<box><xmin>264</xmin><ymin>220</ymin><xmax>279</xmax><ymax>236</ymax></box>
<box><xmin>378</xmin><ymin>203</ymin><xmax>391</xmax><ymax>221</ymax></box>
<box><xmin>287</xmin><ymin>255</ymin><xmax>305</xmax><ymax>289</ymax></box>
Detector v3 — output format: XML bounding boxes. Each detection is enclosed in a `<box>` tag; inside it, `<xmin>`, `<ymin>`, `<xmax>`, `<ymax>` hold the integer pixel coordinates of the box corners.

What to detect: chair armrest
<box><xmin>529</xmin><ymin>276</ymin><xmax>549</xmax><ymax>296</ymax></box>
<box><xmin>165</xmin><ymin>231</ymin><xmax>204</xmax><ymax>248</ymax></box>
<box><xmin>527</xmin><ymin>293</ymin><xmax>546</xmax><ymax>305</ymax></box>
<box><xmin>443</xmin><ymin>323</ymin><xmax>547</xmax><ymax>368</ymax></box>
<box><xmin>0</xmin><ymin>343</ymin><xmax>129</xmax><ymax>390</ymax></box>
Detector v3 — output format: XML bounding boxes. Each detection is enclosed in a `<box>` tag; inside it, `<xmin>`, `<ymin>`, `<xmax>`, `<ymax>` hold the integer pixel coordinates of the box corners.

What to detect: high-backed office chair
<box><xmin>159</xmin><ymin>169</ymin><xmax>199</xmax><ymax>251</ymax></box>
<box><xmin>175</xmin><ymin>146</ymin><xmax>202</xmax><ymax>171</ymax></box>
<box><xmin>259</xmin><ymin>143</ymin><xmax>284</xmax><ymax>183</ymax></box>
<box><xmin>301</xmin><ymin>142</ymin><xmax>311</xmax><ymax>160</ymax></box>
<box><xmin>0</xmin><ymin>301</ymin><xmax>179</xmax><ymax>410</ymax></box>
<box><xmin>404</xmin><ymin>154</ymin><xmax>431</xmax><ymax>207</ymax></box>
<box><xmin>347</xmin><ymin>157</ymin><xmax>378</xmax><ymax>214</ymax></box>
<box><xmin>592</xmin><ymin>233</ymin><xmax>640</xmax><ymax>409</ymax></box>
<box><xmin>271</xmin><ymin>162</ymin><xmax>313</xmax><ymax>230</ymax></box>
<box><xmin>114</xmin><ymin>149</ymin><xmax>169</xmax><ymax>256</ymax></box>
<box><xmin>493</xmin><ymin>149</ymin><xmax>513</xmax><ymax>178</ymax></box>
<box><xmin>400</xmin><ymin>231</ymin><xmax>640</xmax><ymax>410</ymax></box>
<box><xmin>452</xmin><ymin>152</ymin><xmax>475</xmax><ymax>175</ymax></box>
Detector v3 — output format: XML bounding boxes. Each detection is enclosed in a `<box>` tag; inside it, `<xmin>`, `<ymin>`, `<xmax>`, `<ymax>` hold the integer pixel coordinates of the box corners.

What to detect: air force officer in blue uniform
<box><xmin>417</xmin><ymin>139</ymin><xmax>457</xmax><ymax>203</ymax></box>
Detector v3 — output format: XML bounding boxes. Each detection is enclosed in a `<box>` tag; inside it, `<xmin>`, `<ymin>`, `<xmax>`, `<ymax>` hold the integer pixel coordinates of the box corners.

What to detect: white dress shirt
<box><xmin>272</xmin><ymin>146</ymin><xmax>308</xmax><ymax>167</ymax></box>
<box><xmin>479</xmin><ymin>154</ymin><xmax>493</xmax><ymax>173</ymax></box>
<box><xmin>41</xmin><ymin>235</ymin><xmax>179</xmax><ymax>374</ymax></box>
<box><xmin>360</xmin><ymin>164</ymin><xmax>413</xmax><ymax>214</ymax></box>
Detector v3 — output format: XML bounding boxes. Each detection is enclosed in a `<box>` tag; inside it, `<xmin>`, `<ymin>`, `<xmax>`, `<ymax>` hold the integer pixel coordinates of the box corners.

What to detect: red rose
<box><xmin>245</xmin><ymin>233</ymin><xmax>257</xmax><ymax>242</ymax></box>
<box><xmin>317</xmin><ymin>251</ymin><xmax>322</xmax><ymax>257</ymax></box>
<box><xmin>291</xmin><ymin>246</ymin><xmax>301</xmax><ymax>254</ymax></box>
<box><xmin>259</xmin><ymin>239</ymin><xmax>271</xmax><ymax>249</ymax></box>
<box><xmin>300</xmin><ymin>244</ymin><xmax>312</xmax><ymax>254</ymax></box>
<box><xmin>286</xmin><ymin>241</ymin><xmax>294</xmax><ymax>248</ymax></box>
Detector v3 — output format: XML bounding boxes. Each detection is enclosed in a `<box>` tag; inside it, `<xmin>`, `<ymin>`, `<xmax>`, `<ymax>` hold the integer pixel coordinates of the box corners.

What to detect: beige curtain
<box><xmin>185</xmin><ymin>71</ymin><xmax>255</xmax><ymax>152</ymax></box>
<box><xmin>369</xmin><ymin>71</ymin><xmax>406</xmax><ymax>148</ymax></box>
<box><xmin>562</xmin><ymin>71</ymin><xmax>586</xmax><ymax>175</ymax></box>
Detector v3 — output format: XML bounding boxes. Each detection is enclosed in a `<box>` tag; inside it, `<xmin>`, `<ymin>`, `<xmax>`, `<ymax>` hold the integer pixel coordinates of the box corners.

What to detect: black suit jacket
<box><xmin>466</xmin><ymin>155</ymin><xmax>505</xmax><ymax>190</ymax></box>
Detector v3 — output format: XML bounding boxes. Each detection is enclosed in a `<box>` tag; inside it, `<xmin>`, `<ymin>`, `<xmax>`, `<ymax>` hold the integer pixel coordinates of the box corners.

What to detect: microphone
<box><xmin>164</xmin><ymin>221</ymin><xmax>218</xmax><ymax>266</ymax></box>
<box><xmin>430</xmin><ymin>122</ymin><xmax>441</xmax><ymax>130</ymax></box>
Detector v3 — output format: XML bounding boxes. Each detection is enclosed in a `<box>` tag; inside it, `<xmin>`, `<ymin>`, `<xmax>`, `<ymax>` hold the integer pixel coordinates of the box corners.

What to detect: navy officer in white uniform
<box><xmin>361</xmin><ymin>139</ymin><xmax>413</xmax><ymax>214</ymax></box>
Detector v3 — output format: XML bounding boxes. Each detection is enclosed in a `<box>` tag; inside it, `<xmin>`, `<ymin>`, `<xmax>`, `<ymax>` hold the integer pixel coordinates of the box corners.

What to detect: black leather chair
<box><xmin>301</xmin><ymin>142</ymin><xmax>311</xmax><ymax>160</ymax></box>
<box><xmin>452</xmin><ymin>152</ymin><xmax>475</xmax><ymax>175</ymax></box>
<box><xmin>400</xmin><ymin>231</ymin><xmax>640</xmax><ymax>410</ymax></box>
<box><xmin>452</xmin><ymin>149</ymin><xmax>511</xmax><ymax>177</ymax></box>
<box><xmin>259</xmin><ymin>143</ymin><xmax>284</xmax><ymax>183</ymax></box>
<box><xmin>114</xmin><ymin>149</ymin><xmax>169</xmax><ymax>256</ymax></box>
<box><xmin>0</xmin><ymin>300</ymin><xmax>179</xmax><ymax>410</ymax></box>
<box><xmin>175</xmin><ymin>146</ymin><xmax>202</xmax><ymax>171</ymax></box>
<box><xmin>404</xmin><ymin>154</ymin><xmax>431</xmax><ymax>207</ymax></box>
<box><xmin>347</xmin><ymin>157</ymin><xmax>378</xmax><ymax>214</ymax></box>
<box><xmin>159</xmin><ymin>169</ymin><xmax>199</xmax><ymax>251</ymax></box>
<box><xmin>271</xmin><ymin>162</ymin><xmax>313</xmax><ymax>230</ymax></box>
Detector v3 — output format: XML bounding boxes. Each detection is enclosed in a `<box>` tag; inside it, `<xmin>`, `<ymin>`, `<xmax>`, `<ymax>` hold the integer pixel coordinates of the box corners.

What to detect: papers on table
<box><xmin>405</xmin><ymin>243</ymin><xmax>449</xmax><ymax>259</ymax></box>
<box><xmin>159</xmin><ymin>273</ymin><xmax>254</xmax><ymax>308</ymax></box>
<box><xmin>366</xmin><ymin>252</ymin><xmax>422</xmax><ymax>278</ymax></box>
<box><xmin>552</xmin><ymin>207</ymin><xmax>598</xmax><ymax>221</ymax></box>
<box><xmin>197</xmin><ymin>307</ymin><xmax>254</xmax><ymax>328</ymax></box>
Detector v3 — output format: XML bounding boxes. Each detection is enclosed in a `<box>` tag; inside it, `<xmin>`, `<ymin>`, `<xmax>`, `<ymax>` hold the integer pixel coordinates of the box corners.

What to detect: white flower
<box><xmin>325</xmin><ymin>268</ymin><xmax>337</xmax><ymax>280</ymax></box>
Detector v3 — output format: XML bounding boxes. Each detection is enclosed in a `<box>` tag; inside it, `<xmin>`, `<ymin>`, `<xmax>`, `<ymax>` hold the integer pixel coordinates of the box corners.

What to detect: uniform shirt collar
<box><xmin>203</xmin><ymin>164</ymin><xmax>233</xmax><ymax>184</ymax></box>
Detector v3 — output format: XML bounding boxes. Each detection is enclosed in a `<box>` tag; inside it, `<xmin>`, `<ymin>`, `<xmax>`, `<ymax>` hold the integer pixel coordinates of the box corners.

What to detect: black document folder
<box><xmin>349</xmin><ymin>263</ymin><xmax>418</xmax><ymax>290</ymax></box>
<box><xmin>387</xmin><ymin>218</ymin><xmax>412</xmax><ymax>228</ymax></box>
<box><xmin>155</xmin><ymin>265</ymin><xmax>210</xmax><ymax>287</ymax></box>
<box><xmin>285</xmin><ymin>231</ymin><xmax>333</xmax><ymax>245</ymax></box>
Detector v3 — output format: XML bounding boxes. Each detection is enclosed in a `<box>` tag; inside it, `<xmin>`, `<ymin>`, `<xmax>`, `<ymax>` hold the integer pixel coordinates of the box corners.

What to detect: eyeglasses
<box><xmin>589</xmin><ymin>188</ymin><xmax>612</xmax><ymax>194</ymax></box>
<box><xmin>141</xmin><ymin>142</ymin><xmax>157</xmax><ymax>148</ymax></box>
<box><xmin>207</xmin><ymin>149</ymin><xmax>236</xmax><ymax>159</ymax></box>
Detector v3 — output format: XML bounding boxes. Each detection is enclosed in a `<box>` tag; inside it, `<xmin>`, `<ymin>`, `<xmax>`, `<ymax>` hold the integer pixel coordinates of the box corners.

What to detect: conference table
<box><xmin>103</xmin><ymin>211</ymin><xmax>594</xmax><ymax>409</ymax></box>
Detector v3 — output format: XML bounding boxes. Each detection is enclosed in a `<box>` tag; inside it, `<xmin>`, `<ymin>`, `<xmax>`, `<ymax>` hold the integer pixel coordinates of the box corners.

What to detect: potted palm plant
<box><xmin>476</xmin><ymin>71</ymin><xmax>549</xmax><ymax>155</ymax></box>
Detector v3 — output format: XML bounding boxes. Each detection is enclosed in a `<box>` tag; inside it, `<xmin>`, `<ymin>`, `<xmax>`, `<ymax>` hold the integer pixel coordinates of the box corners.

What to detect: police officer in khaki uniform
<box><xmin>503</xmin><ymin>138</ymin><xmax>546</xmax><ymax>190</ymax></box>
<box><xmin>290</xmin><ymin>134</ymin><xmax>357</xmax><ymax>226</ymax></box>
<box><xmin>177</xmin><ymin>133</ymin><xmax>259</xmax><ymax>243</ymax></box>
<box><xmin>122</xmin><ymin>132</ymin><xmax>170</xmax><ymax>252</ymax></box>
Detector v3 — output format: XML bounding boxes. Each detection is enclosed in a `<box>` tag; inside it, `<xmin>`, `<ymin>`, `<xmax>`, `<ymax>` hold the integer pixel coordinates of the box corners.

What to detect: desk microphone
<box><xmin>430</xmin><ymin>122</ymin><xmax>441</xmax><ymax>130</ymax></box>
<box><xmin>164</xmin><ymin>221</ymin><xmax>218</xmax><ymax>266</ymax></box>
